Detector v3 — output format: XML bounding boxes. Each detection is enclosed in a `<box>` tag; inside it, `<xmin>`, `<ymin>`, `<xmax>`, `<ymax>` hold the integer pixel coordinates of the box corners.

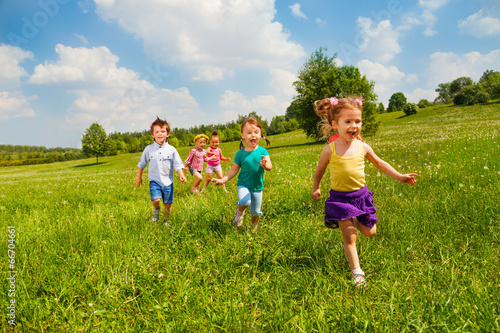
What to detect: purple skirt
<box><xmin>324</xmin><ymin>186</ymin><xmax>378</xmax><ymax>228</ymax></box>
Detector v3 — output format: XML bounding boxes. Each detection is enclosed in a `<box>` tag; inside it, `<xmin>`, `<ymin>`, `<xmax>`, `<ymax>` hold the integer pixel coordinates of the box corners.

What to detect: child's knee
<box><xmin>152</xmin><ymin>198</ymin><xmax>161</xmax><ymax>206</ymax></box>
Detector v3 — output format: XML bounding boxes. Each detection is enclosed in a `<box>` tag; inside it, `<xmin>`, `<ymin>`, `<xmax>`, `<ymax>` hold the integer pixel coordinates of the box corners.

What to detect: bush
<box><xmin>403</xmin><ymin>103</ymin><xmax>418</xmax><ymax>116</ymax></box>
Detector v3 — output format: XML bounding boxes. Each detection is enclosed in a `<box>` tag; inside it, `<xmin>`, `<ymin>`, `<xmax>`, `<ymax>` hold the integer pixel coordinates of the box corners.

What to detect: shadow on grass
<box><xmin>74</xmin><ymin>161</ymin><xmax>109</xmax><ymax>168</ymax></box>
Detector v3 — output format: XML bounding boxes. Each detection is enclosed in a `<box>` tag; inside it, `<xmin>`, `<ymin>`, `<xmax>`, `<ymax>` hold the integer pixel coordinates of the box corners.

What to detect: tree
<box><xmin>418</xmin><ymin>99</ymin><xmax>432</xmax><ymax>109</ymax></box>
<box><xmin>377</xmin><ymin>102</ymin><xmax>385</xmax><ymax>114</ymax></box>
<box><xmin>435</xmin><ymin>82</ymin><xmax>452</xmax><ymax>104</ymax></box>
<box><xmin>453</xmin><ymin>84</ymin><xmax>489</xmax><ymax>106</ymax></box>
<box><xmin>286</xmin><ymin>47</ymin><xmax>379</xmax><ymax>139</ymax></box>
<box><xmin>387</xmin><ymin>92</ymin><xmax>407</xmax><ymax>112</ymax></box>
<box><xmin>81</xmin><ymin>123</ymin><xmax>110</xmax><ymax>164</ymax></box>
<box><xmin>403</xmin><ymin>103</ymin><xmax>418</xmax><ymax>116</ymax></box>
<box><xmin>479</xmin><ymin>70</ymin><xmax>500</xmax><ymax>99</ymax></box>
<box><xmin>449</xmin><ymin>77</ymin><xmax>474</xmax><ymax>96</ymax></box>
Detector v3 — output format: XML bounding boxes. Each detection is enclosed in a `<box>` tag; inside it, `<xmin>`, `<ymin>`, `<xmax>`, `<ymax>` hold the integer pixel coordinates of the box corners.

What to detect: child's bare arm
<box><xmin>213</xmin><ymin>163</ymin><xmax>240</xmax><ymax>185</ymax></box>
<box><xmin>177</xmin><ymin>168</ymin><xmax>187</xmax><ymax>183</ymax></box>
<box><xmin>364</xmin><ymin>143</ymin><xmax>418</xmax><ymax>185</ymax></box>
<box><xmin>311</xmin><ymin>145</ymin><xmax>331</xmax><ymax>200</ymax></box>
<box><xmin>219</xmin><ymin>149</ymin><xmax>231</xmax><ymax>162</ymax></box>
<box><xmin>136</xmin><ymin>168</ymin><xmax>144</xmax><ymax>187</ymax></box>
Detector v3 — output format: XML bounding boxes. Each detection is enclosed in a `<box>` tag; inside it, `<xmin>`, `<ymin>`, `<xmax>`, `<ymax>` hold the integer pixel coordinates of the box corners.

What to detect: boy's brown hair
<box><xmin>150</xmin><ymin>117</ymin><xmax>170</xmax><ymax>134</ymax></box>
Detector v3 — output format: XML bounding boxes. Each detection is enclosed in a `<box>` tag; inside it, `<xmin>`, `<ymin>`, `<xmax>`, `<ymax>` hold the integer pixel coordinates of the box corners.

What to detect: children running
<box><xmin>202</xmin><ymin>130</ymin><xmax>231</xmax><ymax>192</ymax></box>
<box><xmin>212</xmin><ymin>117</ymin><xmax>272</xmax><ymax>230</ymax></box>
<box><xmin>136</xmin><ymin>117</ymin><xmax>186</xmax><ymax>224</ymax></box>
<box><xmin>184</xmin><ymin>134</ymin><xmax>214</xmax><ymax>194</ymax></box>
<box><xmin>311</xmin><ymin>96</ymin><xmax>418</xmax><ymax>287</ymax></box>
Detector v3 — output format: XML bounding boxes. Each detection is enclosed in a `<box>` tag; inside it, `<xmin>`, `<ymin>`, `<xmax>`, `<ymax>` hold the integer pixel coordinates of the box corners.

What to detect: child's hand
<box><xmin>212</xmin><ymin>177</ymin><xmax>226</xmax><ymax>186</ymax></box>
<box><xmin>311</xmin><ymin>189</ymin><xmax>321</xmax><ymax>201</ymax></box>
<box><xmin>400</xmin><ymin>173</ymin><xmax>419</xmax><ymax>185</ymax></box>
<box><xmin>179</xmin><ymin>175</ymin><xmax>187</xmax><ymax>183</ymax></box>
<box><xmin>183</xmin><ymin>167</ymin><xmax>188</xmax><ymax>173</ymax></box>
<box><xmin>136</xmin><ymin>177</ymin><xmax>142</xmax><ymax>187</ymax></box>
<box><xmin>260</xmin><ymin>155</ymin><xmax>269</xmax><ymax>169</ymax></box>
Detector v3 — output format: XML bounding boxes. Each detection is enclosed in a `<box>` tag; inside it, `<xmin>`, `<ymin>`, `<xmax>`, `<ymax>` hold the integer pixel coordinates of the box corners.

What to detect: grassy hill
<box><xmin>1</xmin><ymin>102</ymin><xmax>499</xmax><ymax>331</ymax></box>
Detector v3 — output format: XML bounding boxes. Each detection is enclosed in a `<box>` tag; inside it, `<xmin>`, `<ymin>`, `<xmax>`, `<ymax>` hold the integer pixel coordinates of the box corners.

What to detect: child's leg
<box><xmin>214</xmin><ymin>170</ymin><xmax>226</xmax><ymax>190</ymax></box>
<box><xmin>249</xmin><ymin>190</ymin><xmax>263</xmax><ymax>228</ymax></box>
<box><xmin>338</xmin><ymin>218</ymin><xmax>360</xmax><ymax>270</ymax></box>
<box><xmin>163</xmin><ymin>203</ymin><xmax>172</xmax><ymax>220</ymax></box>
<box><xmin>152</xmin><ymin>198</ymin><xmax>161</xmax><ymax>209</ymax></box>
<box><xmin>353</xmin><ymin>217</ymin><xmax>377</xmax><ymax>237</ymax></box>
<box><xmin>193</xmin><ymin>172</ymin><xmax>203</xmax><ymax>191</ymax></box>
<box><xmin>202</xmin><ymin>172</ymin><xmax>213</xmax><ymax>190</ymax></box>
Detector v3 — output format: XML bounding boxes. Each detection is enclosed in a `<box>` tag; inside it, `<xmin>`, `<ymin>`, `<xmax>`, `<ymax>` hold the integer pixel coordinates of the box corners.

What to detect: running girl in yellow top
<box><xmin>311</xmin><ymin>96</ymin><xmax>418</xmax><ymax>287</ymax></box>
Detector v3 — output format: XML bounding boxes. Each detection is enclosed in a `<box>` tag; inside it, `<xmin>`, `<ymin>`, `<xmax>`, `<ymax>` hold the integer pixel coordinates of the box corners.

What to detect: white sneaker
<box><xmin>232</xmin><ymin>209</ymin><xmax>245</xmax><ymax>227</ymax></box>
<box><xmin>352</xmin><ymin>273</ymin><xmax>366</xmax><ymax>287</ymax></box>
<box><xmin>151</xmin><ymin>208</ymin><xmax>160</xmax><ymax>222</ymax></box>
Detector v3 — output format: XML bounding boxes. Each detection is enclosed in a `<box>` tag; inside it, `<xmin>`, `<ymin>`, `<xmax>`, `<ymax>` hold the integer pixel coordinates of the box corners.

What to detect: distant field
<box><xmin>1</xmin><ymin>102</ymin><xmax>499</xmax><ymax>331</ymax></box>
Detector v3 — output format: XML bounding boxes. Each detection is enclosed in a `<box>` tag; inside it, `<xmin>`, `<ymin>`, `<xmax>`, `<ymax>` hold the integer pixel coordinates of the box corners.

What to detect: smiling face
<box><xmin>241</xmin><ymin>123</ymin><xmax>262</xmax><ymax>150</ymax></box>
<box><xmin>210</xmin><ymin>136</ymin><xmax>220</xmax><ymax>149</ymax></box>
<box><xmin>195</xmin><ymin>138</ymin><xmax>207</xmax><ymax>149</ymax></box>
<box><xmin>332</xmin><ymin>108</ymin><xmax>362</xmax><ymax>142</ymax></box>
<box><xmin>151</xmin><ymin>125</ymin><xmax>169</xmax><ymax>145</ymax></box>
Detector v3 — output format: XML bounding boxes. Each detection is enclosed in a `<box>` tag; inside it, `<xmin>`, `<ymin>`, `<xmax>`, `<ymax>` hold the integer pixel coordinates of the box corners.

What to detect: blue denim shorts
<box><xmin>149</xmin><ymin>181</ymin><xmax>174</xmax><ymax>204</ymax></box>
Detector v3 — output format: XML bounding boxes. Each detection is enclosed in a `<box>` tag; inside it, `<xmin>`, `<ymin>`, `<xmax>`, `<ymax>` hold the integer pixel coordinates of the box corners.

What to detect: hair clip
<box><xmin>328</xmin><ymin>97</ymin><xmax>339</xmax><ymax>106</ymax></box>
<box><xmin>355</xmin><ymin>98</ymin><xmax>363</xmax><ymax>106</ymax></box>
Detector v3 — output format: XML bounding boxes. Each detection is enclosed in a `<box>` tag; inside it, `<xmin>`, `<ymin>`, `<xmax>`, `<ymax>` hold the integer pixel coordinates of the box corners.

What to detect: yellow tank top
<box><xmin>328</xmin><ymin>140</ymin><xmax>366</xmax><ymax>192</ymax></box>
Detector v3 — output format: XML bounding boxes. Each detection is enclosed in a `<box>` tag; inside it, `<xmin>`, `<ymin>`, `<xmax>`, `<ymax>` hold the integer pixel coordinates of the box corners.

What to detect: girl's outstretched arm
<box><xmin>219</xmin><ymin>149</ymin><xmax>231</xmax><ymax>162</ymax></box>
<box><xmin>311</xmin><ymin>145</ymin><xmax>332</xmax><ymax>200</ymax></box>
<box><xmin>212</xmin><ymin>162</ymin><xmax>240</xmax><ymax>185</ymax></box>
<box><xmin>364</xmin><ymin>143</ymin><xmax>418</xmax><ymax>185</ymax></box>
<box><xmin>260</xmin><ymin>155</ymin><xmax>272</xmax><ymax>171</ymax></box>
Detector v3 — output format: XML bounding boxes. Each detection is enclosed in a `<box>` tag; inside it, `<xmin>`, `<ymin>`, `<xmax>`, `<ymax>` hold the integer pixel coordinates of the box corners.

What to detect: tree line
<box><xmin>380</xmin><ymin>69</ymin><xmax>500</xmax><ymax>116</ymax></box>
<box><xmin>0</xmin><ymin>145</ymin><xmax>85</xmax><ymax>167</ymax></box>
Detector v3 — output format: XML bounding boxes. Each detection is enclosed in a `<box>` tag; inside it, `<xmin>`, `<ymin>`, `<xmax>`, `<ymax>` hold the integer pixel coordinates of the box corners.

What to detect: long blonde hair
<box><xmin>314</xmin><ymin>96</ymin><xmax>364</xmax><ymax>140</ymax></box>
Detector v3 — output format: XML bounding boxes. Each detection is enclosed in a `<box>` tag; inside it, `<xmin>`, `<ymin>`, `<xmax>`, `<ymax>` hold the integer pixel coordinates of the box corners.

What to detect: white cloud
<box><xmin>192</xmin><ymin>67</ymin><xmax>233</xmax><ymax>82</ymax></box>
<box><xmin>219</xmin><ymin>89</ymin><xmax>286</xmax><ymax>121</ymax></box>
<box><xmin>405</xmin><ymin>88</ymin><xmax>438</xmax><ymax>104</ymax></box>
<box><xmin>358</xmin><ymin>59</ymin><xmax>406</xmax><ymax>104</ymax></box>
<box><xmin>289</xmin><ymin>4</ymin><xmax>307</xmax><ymax>20</ymax></box>
<box><xmin>27</xmin><ymin>44</ymin><xmax>201</xmax><ymax>134</ymax></box>
<box><xmin>458</xmin><ymin>10</ymin><xmax>500</xmax><ymax>37</ymax></box>
<box><xmin>315</xmin><ymin>18</ymin><xmax>326</xmax><ymax>26</ymax></box>
<box><xmin>357</xmin><ymin>18</ymin><xmax>401</xmax><ymax>62</ymax></box>
<box><xmin>425</xmin><ymin>50</ymin><xmax>500</xmax><ymax>87</ymax></box>
<box><xmin>418</xmin><ymin>0</ymin><xmax>449</xmax><ymax>11</ymax></box>
<box><xmin>73</xmin><ymin>33</ymin><xmax>89</xmax><ymax>45</ymax></box>
<box><xmin>0</xmin><ymin>44</ymin><xmax>33</xmax><ymax>89</ymax></box>
<box><xmin>269</xmin><ymin>68</ymin><xmax>297</xmax><ymax>98</ymax></box>
<box><xmin>406</xmin><ymin>73</ymin><xmax>419</xmax><ymax>84</ymax></box>
<box><xmin>0</xmin><ymin>91</ymin><xmax>36</xmax><ymax>120</ymax></box>
<box><xmin>94</xmin><ymin>0</ymin><xmax>305</xmax><ymax>76</ymax></box>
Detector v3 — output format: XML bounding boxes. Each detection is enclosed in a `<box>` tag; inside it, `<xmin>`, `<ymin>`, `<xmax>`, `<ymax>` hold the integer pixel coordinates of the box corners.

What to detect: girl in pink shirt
<box><xmin>202</xmin><ymin>130</ymin><xmax>231</xmax><ymax>192</ymax></box>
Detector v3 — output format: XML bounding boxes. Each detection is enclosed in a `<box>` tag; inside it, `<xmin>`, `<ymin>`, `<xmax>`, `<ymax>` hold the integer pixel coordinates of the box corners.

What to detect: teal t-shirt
<box><xmin>234</xmin><ymin>146</ymin><xmax>269</xmax><ymax>191</ymax></box>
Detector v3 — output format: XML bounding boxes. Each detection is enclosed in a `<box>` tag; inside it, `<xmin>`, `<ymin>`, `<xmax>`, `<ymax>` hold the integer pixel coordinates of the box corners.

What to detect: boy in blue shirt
<box><xmin>136</xmin><ymin>117</ymin><xmax>186</xmax><ymax>223</ymax></box>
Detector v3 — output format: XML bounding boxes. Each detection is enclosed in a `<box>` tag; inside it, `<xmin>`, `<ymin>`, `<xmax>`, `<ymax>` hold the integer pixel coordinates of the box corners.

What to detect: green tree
<box><xmin>387</xmin><ymin>92</ymin><xmax>407</xmax><ymax>112</ymax></box>
<box><xmin>286</xmin><ymin>47</ymin><xmax>378</xmax><ymax>139</ymax></box>
<box><xmin>449</xmin><ymin>77</ymin><xmax>474</xmax><ymax>96</ymax></box>
<box><xmin>418</xmin><ymin>99</ymin><xmax>432</xmax><ymax>109</ymax></box>
<box><xmin>81</xmin><ymin>123</ymin><xmax>110</xmax><ymax>164</ymax></box>
<box><xmin>403</xmin><ymin>103</ymin><xmax>418</xmax><ymax>116</ymax></box>
<box><xmin>479</xmin><ymin>70</ymin><xmax>500</xmax><ymax>99</ymax></box>
<box><xmin>377</xmin><ymin>102</ymin><xmax>385</xmax><ymax>114</ymax></box>
<box><xmin>453</xmin><ymin>84</ymin><xmax>490</xmax><ymax>106</ymax></box>
<box><xmin>435</xmin><ymin>82</ymin><xmax>452</xmax><ymax>104</ymax></box>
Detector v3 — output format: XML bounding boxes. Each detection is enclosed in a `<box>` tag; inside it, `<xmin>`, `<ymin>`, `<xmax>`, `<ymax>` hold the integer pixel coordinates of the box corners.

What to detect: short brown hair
<box><xmin>150</xmin><ymin>116</ymin><xmax>170</xmax><ymax>134</ymax></box>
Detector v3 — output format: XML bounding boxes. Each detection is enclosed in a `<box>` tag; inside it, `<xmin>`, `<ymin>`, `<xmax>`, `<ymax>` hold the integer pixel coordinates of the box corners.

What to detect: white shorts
<box><xmin>206</xmin><ymin>164</ymin><xmax>222</xmax><ymax>173</ymax></box>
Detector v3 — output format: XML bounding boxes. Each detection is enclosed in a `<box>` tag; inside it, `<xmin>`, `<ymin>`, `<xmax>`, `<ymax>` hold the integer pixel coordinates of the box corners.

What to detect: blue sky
<box><xmin>1</xmin><ymin>0</ymin><xmax>499</xmax><ymax>148</ymax></box>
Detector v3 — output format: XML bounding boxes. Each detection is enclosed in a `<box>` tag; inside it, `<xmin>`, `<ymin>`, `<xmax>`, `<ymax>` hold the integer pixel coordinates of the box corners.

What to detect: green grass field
<box><xmin>1</xmin><ymin>102</ymin><xmax>499</xmax><ymax>332</ymax></box>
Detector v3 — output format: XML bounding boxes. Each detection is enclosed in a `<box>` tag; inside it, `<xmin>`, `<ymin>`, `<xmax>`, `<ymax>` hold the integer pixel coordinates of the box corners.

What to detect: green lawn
<box><xmin>1</xmin><ymin>102</ymin><xmax>499</xmax><ymax>331</ymax></box>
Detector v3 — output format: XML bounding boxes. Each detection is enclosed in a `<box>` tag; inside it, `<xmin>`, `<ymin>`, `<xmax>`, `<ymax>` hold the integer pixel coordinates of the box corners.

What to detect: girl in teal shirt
<box><xmin>212</xmin><ymin>117</ymin><xmax>272</xmax><ymax>230</ymax></box>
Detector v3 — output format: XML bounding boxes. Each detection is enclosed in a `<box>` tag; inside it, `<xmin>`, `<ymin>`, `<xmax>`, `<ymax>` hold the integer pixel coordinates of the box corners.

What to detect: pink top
<box><xmin>185</xmin><ymin>147</ymin><xmax>209</xmax><ymax>171</ymax></box>
<box><xmin>207</xmin><ymin>147</ymin><xmax>221</xmax><ymax>166</ymax></box>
